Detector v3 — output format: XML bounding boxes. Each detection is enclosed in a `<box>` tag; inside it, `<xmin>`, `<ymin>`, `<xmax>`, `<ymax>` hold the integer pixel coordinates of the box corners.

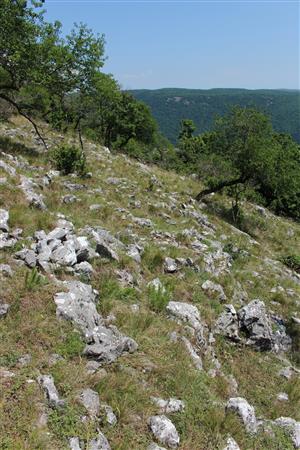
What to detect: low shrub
<box><xmin>52</xmin><ymin>144</ymin><xmax>87</xmax><ymax>175</ymax></box>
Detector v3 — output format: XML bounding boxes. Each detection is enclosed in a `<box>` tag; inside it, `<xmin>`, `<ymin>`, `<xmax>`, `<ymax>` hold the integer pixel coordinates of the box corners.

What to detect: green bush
<box><xmin>52</xmin><ymin>144</ymin><xmax>87</xmax><ymax>175</ymax></box>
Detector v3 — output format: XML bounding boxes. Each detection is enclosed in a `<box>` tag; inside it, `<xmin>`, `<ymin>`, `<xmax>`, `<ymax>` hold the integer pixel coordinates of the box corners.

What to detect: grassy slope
<box><xmin>129</xmin><ymin>88</ymin><xmax>300</xmax><ymax>144</ymax></box>
<box><xmin>0</xmin><ymin>117</ymin><xmax>299</xmax><ymax>450</ymax></box>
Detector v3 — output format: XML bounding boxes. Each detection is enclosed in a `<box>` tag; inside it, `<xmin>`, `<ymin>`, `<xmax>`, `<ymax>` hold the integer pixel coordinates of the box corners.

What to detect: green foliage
<box><xmin>24</xmin><ymin>267</ymin><xmax>46</xmax><ymax>291</ymax></box>
<box><xmin>131</xmin><ymin>88</ymin><xmax>300</xmax><ymax>144</ymax></box>
<box><xmin>56</xmin><ymin>331</ymin><xmax>85</xmax><ymax>358</ymax></box>
<box><xmin>280</xmin><ymin>255</ymin><xmax>300</xmax><ymax>273</ymax></box>
<box><xmin>52</xmin><ymin>145</ymin><xmax>87</xmax><ymax>175</ymax></box>
<box><xmin>148</xmin><ymin>286</ymin><xmax>171</xmax><ymax>313</ymax></box>
<box><xmin>178</xmin><ymin>119</ymin><xmax>196</xmax><ymax>140</ymax></box>
<box><xmin>286</xmin><ymin>319</ymin><xmax>300</xmax><ymax>365</ymax></box>
<box><xmin>192</xmin><ymin>107</ymin><xmax>300</xmax><ymax>221</ymax></box>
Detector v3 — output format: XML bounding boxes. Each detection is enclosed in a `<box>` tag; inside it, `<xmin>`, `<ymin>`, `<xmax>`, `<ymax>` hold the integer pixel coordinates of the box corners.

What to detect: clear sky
<box><xmin>44</xmin><ymin>0</ymin><xmax>299</xmax><ymax>90</ymax></box>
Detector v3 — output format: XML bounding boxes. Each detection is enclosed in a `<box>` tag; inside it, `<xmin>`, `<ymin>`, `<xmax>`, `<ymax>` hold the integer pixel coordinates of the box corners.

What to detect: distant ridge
<box><xmin>130</xmin><ymin>88</ymin><xmax>300</xmax><ymax>144</ymax></box>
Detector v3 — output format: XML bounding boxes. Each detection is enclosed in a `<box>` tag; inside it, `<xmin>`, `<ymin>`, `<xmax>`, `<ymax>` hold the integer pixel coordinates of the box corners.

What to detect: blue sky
<box><xmin>44</xmin><ymin>1</ymin><xmax>299</xmax><ymax>90</ymax></box>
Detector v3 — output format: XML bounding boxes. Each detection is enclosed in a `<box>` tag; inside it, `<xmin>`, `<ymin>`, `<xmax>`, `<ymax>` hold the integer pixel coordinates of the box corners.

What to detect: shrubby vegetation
<box><xmin>52</xmin><ymin>145</ymin><xmax>87</xmax><ymax>176</ymax></box>
<box><xmin>0</xmin><ymin>0</ymin><xmax>162</xmax><ymax>157</ymax></box>
<box><xmin>178</xmin><ymin>108</ymin><xmax>300</xmax><ymax>221</ymax></box>
<box><xmin>1</xmin><ymin>1</ymin><xmax>300</xmax><ymax>223</ymax></box>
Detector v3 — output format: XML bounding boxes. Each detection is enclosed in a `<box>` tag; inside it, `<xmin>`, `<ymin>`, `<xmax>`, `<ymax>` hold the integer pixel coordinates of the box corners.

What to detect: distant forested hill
<box><xmin>130</xmin><ymin>88</ymin><xmax>300</xmax><ymax>143</ymax></box>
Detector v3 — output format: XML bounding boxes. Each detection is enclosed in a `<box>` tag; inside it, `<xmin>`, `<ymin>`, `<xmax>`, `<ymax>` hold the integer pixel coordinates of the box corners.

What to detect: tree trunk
<box><xmin>195</xmin><ymin>175</ymin><xmax>246</xmax><ymax>201</ymax></box>
<box><xmin>0</xmin><ymin>93</ymin><xmax>48</xmax><ymax>150</ymax></box>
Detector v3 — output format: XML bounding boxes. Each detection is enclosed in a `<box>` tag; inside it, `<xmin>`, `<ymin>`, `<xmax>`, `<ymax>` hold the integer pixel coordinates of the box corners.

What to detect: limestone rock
<box><xmin>151</xmin><ymin>397</ymin><xmax>185</xmax><ymax>414</ymax></box>
<box><xmin>164</xmin><ymin>257</ymin><xmax>177</xmax><ymax>273</ymax></box>
<box><xmin>166</xmin><ymin>301</ymin><xmax>202</xmax><ymax>331</ymax></box>
<box><xmin>214</xmin><ymin>305</ymin><xmax>240</xmax><ymax>341</ymax></box>
<box><xmin>201</xmin><ymin>280</ymin><xmax>226</xmax><ymax>301</ymax></box>
<box><xmin>147</xmin><ymin>444</ymin><xmax>167</xmax><ymax>450</ymax></box>
<box><xmin>69</xmin><ymin>437</ymin><xmax>82</xmax><ymax>450</ymax></box>
<box><xmin>87</xmin><ymin>431</ymin><xmax>111</xmax><ymax>450</ymax></box>
<box><xmin>78</xmin><ymin>388</ymin><xmax>100</xmax><ymax>416</ymax></box>
<box><xmin>148</xmin><ymin>415</ymin><xmax>180</xmax><ymax>448</ymax></box>
<box><xmin>37</xmin><ymin>374</ymin><xmax>65</xmax><ymax>408</ymax></box>
<box><xmin>274</xmin><ymin>417</ymin><xmax>300</xmax><ymax>448</ymax></box>
<box><xmin>222</xmin><ymin>437</ymin><xmax>240</xmax><ymax>450</ymax></box>
<box><xmin>226</xmin><ymin>397</ymin><xmax>257</xmax><ymax>434</ymax></box>
<box><xmin>0</xmin><ymin>209</ymin><xmax>9</xmax><ymax>232</ymax></box>
<box><xmin>0</xmin><ymin>303</ymin><xmax>10</xmax><ymax>317</ymax></box>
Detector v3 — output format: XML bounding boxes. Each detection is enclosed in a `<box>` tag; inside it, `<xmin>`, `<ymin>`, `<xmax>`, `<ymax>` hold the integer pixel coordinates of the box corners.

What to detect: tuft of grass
<box><xmin>148</xmin><ymin>285</ymin><xmax>171</xmax><ymax>313</ymax></box>
<box><xmin>24</xmin><ymin>267</ymin><xmax>47</xmax><ymax>291</ymax></box>
<box><xmin>55</xmin><ymin>331</ymin><xmax>85</xmax><ymax>359</ymax></box>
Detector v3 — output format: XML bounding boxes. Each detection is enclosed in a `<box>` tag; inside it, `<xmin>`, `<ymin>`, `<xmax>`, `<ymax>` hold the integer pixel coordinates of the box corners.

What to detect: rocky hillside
<box><xmin>0</xmin><ymin>117</ymin><xmax>300</xmax><ymax>450</ymax></box>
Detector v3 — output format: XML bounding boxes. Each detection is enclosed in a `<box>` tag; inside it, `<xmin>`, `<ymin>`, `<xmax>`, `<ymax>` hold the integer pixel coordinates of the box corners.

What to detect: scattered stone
<box><xmin>69</xmin><ymin>437</ymin><xmax>82</xmax><ymax>450</ymax></box>
<box><xmin>0</xmin><ymin>303</ymin><xmax>10</xmax><ymax>317</ymax></box>
<box><xmin>51</xmin><ymin>241</ymin><xmax>77</xmax><ymax>266</ymax></box>
<box><xmin>278</xmin><ymin>366</ymin><xmax>299</xmax><ymax>380</ymax></box>
<box><xmin>222</xmin><ymin>436</ymin><xmax>240</xmax><ymax>450</ymax></box>
<box><xmin>201</xmin><ymin>280</ymin><xmax>226</xmax><ymax>301</ymax></box>
<box><xmin>17</xmin><ymin>354</ymin><xmax>32</xmax><ymax>367</ymax></box>
<box><xmin>133</xmin><ymin>217</ymin><xmax>153</xmax><ymax>227</ymax></box>
<box><xmin>116</xmin><ymin>269</ymin><xmax>134</xmax><ymax>287</ymax></box>
<box><xmin>87</xmin><ymin>431</ymin><xmax>111</xmax><ymax>450</ymax></box>
<box><xmin>101</xmin><ymin>404</ymin><xmax>117</xmax><ymax>425</ymax></box>
<box><xmin>148</xmin><ymin>415</ymin><xmax>180</xmax><ymax>448</ymax></box>
<box><xmin>62</xmin><ymin>194</ymin><xmax>78</xmax><ymax>204</ymax></box>
<box><xmin>166</xmin><ymin>301</ymin><xmax>203</xmax><ymax>332</ymax></box>
<box><xmin>15</xmin><ymin>248</ymin><xmax>37</xmax><ymax>268</ymax></box>
<box><xmin>96</xmin><ymin>241</ymin><xmax>119</xmax><ymax>261</ymax></box>
<box><xmin>37</xmin><ymin>374</ymin><xmax>65</xmax><ymax>408</ymax></box>
<box><xmin>164</xmin><ymin>257</ymin><xmax>177</xmax><ymax>273</ymax></box>
<box><xmin>127</xmin><ymin>244</ymin><xmax>142</xmax><ymax>263</ymax></box>
<box><xmin>151</xmin><ymin>397</ymin><xmax>185</xmax><ymax>414</ymax></box>
<box><xmin>74</xmin><ymin>261</ymin><xmax>94</xmax><ymax>278</ymax></box>
<box><xmin>0</xmin><ymin>159</ymin><xmax>16</xmax><ymax>176</ymax></box>
<box><xmin>0</xmin><ymin>209</ymin><xmax>9</xmax><ymax>232</ymax></box>
<box><xmin>78</xmin><ymin>388</ymin><xmax>100</xmax><ymax>416</ymax></box>
<box><xmin>54</xmin><ymin>281</ymin><xmax>138</xmax><ymax>364</ymax></box>
<box><xmin>181</xmin><ymin>336</ymin><xmax>203</xmax><ymax>370</ymax></box>
<box><xmin>277</xmin><ymin>392</ymin><xmax>289</xmax><ymax>402</ymax></box>
<box><xmin>90</xmin><ymin>204</ymin><xmax>102</xmax><ymax>211</ymax></box>
<box><xmin>204</xmin><ymin>249</ymin><xmax>232</xmax><ymax>276</ymax></box>
<box><xmin>226</xmin><ymin>397</ymin><xmax>257</xmax><ymax>434</ymax></box>
<box><xmin>0</xmin><ymin>264</ymin><xmax>13</xmax><ymax>277</ymax></box>
<box><xmin>214</xmin><ymin>305</ymin><xmax>240</xmax><ymax>341</ymax></box>
<box><xmin>19</xmin><ymin>175</ymin><xmax>46</xmax><ymax>209</ymax></box>
<box><xmin>148</xmin><ymin>278</ymin><xmax>166</xmax><ymax>293</ymax></box>
<box><xmin>48</xmin><ymin>353</ymin><xmax>64</xmax><ymax>366</ymax></box>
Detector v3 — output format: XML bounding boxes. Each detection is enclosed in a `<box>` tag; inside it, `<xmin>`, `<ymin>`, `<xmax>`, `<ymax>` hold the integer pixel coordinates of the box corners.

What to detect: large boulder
<box><xmin>54</xmin><ymin>281</ymin><xmax>138</xmax><ymax>364</ymax></box>
<box><xmin>238</xmin><ymin>299</ymin><xmax>273</xmax><ymax>350</ymax></box>
<box><xmin>214</xmin><ymin>305</ymin><xmax>240</xmax><ymax>341</ymax></box>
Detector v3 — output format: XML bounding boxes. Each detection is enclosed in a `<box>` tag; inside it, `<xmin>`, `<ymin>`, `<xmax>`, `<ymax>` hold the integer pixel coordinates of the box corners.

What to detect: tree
<box><xmin>195</xmin><ymin>107</ymin><xmax>276</xmax><ymax>200</ymax></box>
<box><xmin>0</xmin><ymin>1</ymin><xmax>105</xmax><ymax>147</ymax></box>
<box><xmin>178</xmin><ymin>119</ymin><xmax>196</xmax><ymax>140</ymax></box>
